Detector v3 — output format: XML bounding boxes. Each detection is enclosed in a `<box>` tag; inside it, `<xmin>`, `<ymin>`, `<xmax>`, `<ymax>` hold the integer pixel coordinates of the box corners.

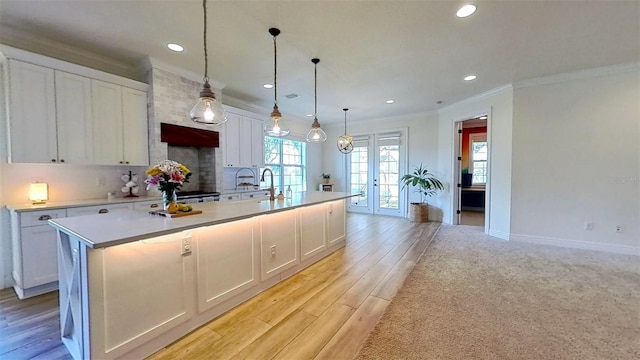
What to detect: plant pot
<box><xmin>408</xmin><ymin>202</ymin><xmax>429</xmax><ymax>222</ymax></box>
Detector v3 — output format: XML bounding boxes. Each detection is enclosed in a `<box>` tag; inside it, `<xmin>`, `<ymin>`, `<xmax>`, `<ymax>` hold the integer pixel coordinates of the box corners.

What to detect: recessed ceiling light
<box><xmin>167</xmin><ymin>43</ymin><xmax>184</xmax><ymax>52</ymax></box>
<box><xmin>386</xmin><ymin>100</ymin><xmax>395</xmax><ymax>104</ymax></box>
<box><xmin>457</xmin><ymin>4</ymin><xmax>477</xmax><ymax>18</ymax></box>
<box><xmin>306</xmin><ymin>114</ymin><xmax>313</xmax><ymax>117</ymax></box>
<box><xmin>263</xmin><ymin>84</ymin><xmax>273</xmax><ymax>89</ymax></box>
<box><xmin>464</xmin><ymin>75</ymin><xmax>477</xmax><ymax>81</ymax></box>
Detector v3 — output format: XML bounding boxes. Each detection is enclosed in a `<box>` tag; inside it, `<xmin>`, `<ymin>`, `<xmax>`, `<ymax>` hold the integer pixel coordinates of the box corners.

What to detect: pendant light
<box><xmin>306</xmin><ymin>58</ymin><xmax>327</xmax><ymax>143</ymax></box>
<box><xmin>189</xmin><ymin>0</ymin><xmax>226</xmax><ymax>125</ymax></box>
<box><xmin>266</xmin><ymin>28</ymin><xmax>289</xmax><ymax>137</ymax></box>
<box><xmin>337</xmin><ymin>108</ymin><xmax>354</xmax><ymax>154</ymax></box>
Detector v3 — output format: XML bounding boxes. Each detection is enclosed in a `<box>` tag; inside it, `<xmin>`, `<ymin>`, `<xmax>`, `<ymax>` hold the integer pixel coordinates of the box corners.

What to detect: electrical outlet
<box><xmin>270</xmin><ymin>245</ymin><xmax>276</xmax><ymax>257</ymax></box>
<box><xmin>584</xmin><ymin>222</ymin><xmax>593</xmax><ymax>231</ymax></box>
<box><xmin>182</xmin><ymin>236</ymin><xmax>192</xmax><ymax>256</ymax></box>
<box><xmin>615</xmin><ymin>225</ymin><xmax>622</xmax><ymax>233</ymax></box>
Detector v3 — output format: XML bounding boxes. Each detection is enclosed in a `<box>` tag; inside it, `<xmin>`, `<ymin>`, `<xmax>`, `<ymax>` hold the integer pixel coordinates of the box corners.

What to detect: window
<box><xmin>263</xmin><ymin>137</ymin><xmax>306</xmax><ymax>194</ymax></box>
<box><xmin>469</xmin><ymin>133</ymin><xmax>487</xmax><ymax>185</ymax></box>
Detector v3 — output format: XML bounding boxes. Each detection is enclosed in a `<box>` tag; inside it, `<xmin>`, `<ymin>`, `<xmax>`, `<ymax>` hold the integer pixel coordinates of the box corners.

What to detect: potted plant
<box><xmin>322</xmin><ymin>173</ymin><xmax>331</xmax><ymax>184</ymax></box>
<box><xmin>400</xmin><ymin>163</ymin><xmax>444</xmax><ymax>222</ymax></box>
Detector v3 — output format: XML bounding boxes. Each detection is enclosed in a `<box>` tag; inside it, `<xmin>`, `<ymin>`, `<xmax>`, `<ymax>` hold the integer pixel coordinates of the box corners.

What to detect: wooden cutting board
<box><xmin>149</xmin><ymin>210</ymin><xmax>203</xmax><ymax>218</ymax></box>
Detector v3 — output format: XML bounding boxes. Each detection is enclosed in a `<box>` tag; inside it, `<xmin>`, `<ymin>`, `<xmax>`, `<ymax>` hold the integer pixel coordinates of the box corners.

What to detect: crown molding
<box><xmin>438</xmin><ymin>84</ymin><xmax>513</xmax><ymax>114</ymax></box>
<box><xmin>514</xmin><ymin>62</ymin><xmax>640</xmax><ymax>89</ymax></box>
<box><xmin>0</xmin><ymin>24</ymin><xmax>141</xmax><ymax>81</ymax></box>
<box><xmin>142</xmin><ymin>57</ymin><xmax>226</xmax><ymax>90</ymax></box>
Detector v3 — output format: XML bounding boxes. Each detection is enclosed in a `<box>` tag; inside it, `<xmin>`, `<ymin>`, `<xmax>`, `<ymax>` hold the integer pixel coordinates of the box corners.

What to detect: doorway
<box><xmin>346</xmin><ymin>131</ymin><xmax>406</xmax><ymax>217</ymax></box>
<box><xmin>455</xmin><ymin>116</ymin><xmax>488</xmax><ymax>226</ymax></box>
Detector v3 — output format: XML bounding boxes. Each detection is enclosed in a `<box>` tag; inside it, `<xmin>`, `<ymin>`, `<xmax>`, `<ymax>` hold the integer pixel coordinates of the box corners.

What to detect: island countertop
<box><xmin>48</xmin><ymin>191</ymin><xmax>356</xmax><ymax>249</ymax></box>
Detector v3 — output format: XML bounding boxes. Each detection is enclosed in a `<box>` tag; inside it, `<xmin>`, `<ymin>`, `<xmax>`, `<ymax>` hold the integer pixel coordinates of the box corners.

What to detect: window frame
<box><xmin>263</xmin><ymin>136</ymin><xmax>307</xmax><ymax>194</ymax></box>
<box><xmin>469</xmin><ymin>133</ymin><xmax>487</xmax><ymax>186</ymax></box>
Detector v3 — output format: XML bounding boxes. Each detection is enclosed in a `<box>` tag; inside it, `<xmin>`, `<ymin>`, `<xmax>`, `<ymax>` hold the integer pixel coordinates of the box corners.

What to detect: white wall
<box><xmin>322</xmin><ymin>112</ymin><xmax>440</xmax><ymax>218</ymax></box>
<box><xmin>510</xmin><ymin>65</ymin><xmax>640</xmax><ymax>253</ymax></box>
<box><xmin>438</xmin><ymin>86</ymin><xmax>514</xmax><ymax>239</ymax></box>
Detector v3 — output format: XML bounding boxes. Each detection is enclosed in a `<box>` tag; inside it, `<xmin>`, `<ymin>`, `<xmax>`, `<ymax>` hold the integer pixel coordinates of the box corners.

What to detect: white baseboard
<box><xmin>510</xmin><ymin>233</ymin><xmax>640</xmax><ymax>256</ymax></box>
<box><xmin>489</xmin><ymin>229</ymin><xmax>510</xmax><ymax>240</ymax></box>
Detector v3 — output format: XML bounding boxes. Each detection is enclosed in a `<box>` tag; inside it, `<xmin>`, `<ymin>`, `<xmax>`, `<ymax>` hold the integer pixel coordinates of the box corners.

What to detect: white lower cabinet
<box><xmin>241</xmin><ymin>190</ymin><xmax>271</xmax><ymax>200</ymax></box>
<box><xmin>259</xmin><ymin>210</ymin><xmax>299</xmax><ymax>281</ymax></box>
<box><xmin>327</xmin><ymin>200</ymin><xmax>346</xmax><ymax>246</ymax></box>
<box><xmin>299</xmin><ymin>204</ymin><xmax>327</xmax><ymax>261</ymax></box>
<box><xmin>196</xmin><ymin>218</ymin><xmax>258</xmax><ymax>312</ymax></box>
<box><xmin>66</xmin><ymin>203</ymin><xmax>133</xmax><ymax>217</ymax></box>
<box><xmin>87</xmin><ymin>232</ymin><xmax>195</xmax><ymax>359</ymax></box>
<box><xmin>220</xmin><ymin>193</ymin><xmax>241</xmax><ymax>202</ymax></box>
<box><xmin>11</xmin><ymin>209</ymin><xmax>66</xmax><ymax>299</ymax></box>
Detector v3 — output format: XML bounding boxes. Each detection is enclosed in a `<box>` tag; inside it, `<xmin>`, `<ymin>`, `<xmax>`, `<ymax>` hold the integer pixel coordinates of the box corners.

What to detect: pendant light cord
<box><xmin>344</xmin><ymin>109</ymin><xmax>348</xmax><ymax>133</ymax></box>
<box><xmin>273</xmin><ymin>34</ymin><xmax>277</xmax><ymax>106</ymax></box>
<box><xmin>314</xmin><ymin>62</ymin><xmax>317</xmax><ymax>117</ymax></box>
<box><xmin>202</xmin><ymin>0</ymin><xmax>208</xmax><ymax>82</ymax></box>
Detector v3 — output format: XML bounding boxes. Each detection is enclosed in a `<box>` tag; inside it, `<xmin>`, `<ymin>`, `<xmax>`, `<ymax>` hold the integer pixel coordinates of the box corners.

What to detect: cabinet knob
<box><xmin>60</xmin><ymin>159</ymin><xmax>65</xmax><ymax>163</ymax></box>
<box><xmin>51</xmin><ymin>159</ymin><xmax>56</xmax><ymax>163</ymax></box>
<box><xmin>119</xmin><ymin>161</ymin><xmax>124</xmax><ymax>164</ymax></box>
<box><xmin>125</xmin><ymin>161</ymin><xmax>130</xmax><ymax>164</ymax></box>
<box><xmin>150</xmin><ymin>204</ymin><xmax>159</xmax><ymax>208</ymax></box>
<box><xmin>249</xmin><ymin>194</ymin><xmax>254</xmax><ymax>198</ymax></box>
<box><xmin>38</xmin><ymin>215</ymin><xmax>52</xmax><ymax>221</ymax></box>
<box><xmin>98</xmin><ymin>209</ymin><xmax>109</xmax><ymax>214</ymax></box>
<box><xmin>227</xmin><ymin>196</ymin><xmax>233</xmax><ymax>200</ymax></box>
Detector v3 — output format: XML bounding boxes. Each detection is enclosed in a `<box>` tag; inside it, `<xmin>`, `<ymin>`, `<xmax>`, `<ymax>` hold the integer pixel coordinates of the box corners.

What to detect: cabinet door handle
<box><xmin>249</xmin><ymin>194</ymin><xmax>254</xmax><ymax>198</ymax></box>
<box><xmin>227</xmin><ymin>196</ymin><xmax>233</xmax><ymax>200</ymax></box>
<box><xmin>51</xmin><ymin>159</ymin><xmax>56</xmax><ymax>163</ymax></box>
<box><xmin>98</xmin><ymin>209</ymin><xmax>109</xmax><ymax>214</ymax></box>
<box><xmin>60</xmin><ymin>159</ymin><xmax>65</xmax><ymax>163</ymax></box>
<box><xmin>119</xmin><ymin>161</ymin><xmax>124</xmax><ymax>164</ymax></box>
<box><xmin>125</xmin><ymin>161</ymin><xmax>130</xmax><ymax>164</ymax></box>
<box><xmin>150</xmin><ymin>204</ymin><xmax>159</xmax><ymax>208</ymax></box>
<box><xmin>38</xmin><ymin>215</ymin><xmax>52</xmax><ymax>221</ymax></box>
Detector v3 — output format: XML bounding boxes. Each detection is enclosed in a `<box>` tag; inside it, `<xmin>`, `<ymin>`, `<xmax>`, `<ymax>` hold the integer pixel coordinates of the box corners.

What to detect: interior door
<box><xmin>347</xmin><ymin>132</ymin><xmax>405</xmax><ymax>217</ymax></box>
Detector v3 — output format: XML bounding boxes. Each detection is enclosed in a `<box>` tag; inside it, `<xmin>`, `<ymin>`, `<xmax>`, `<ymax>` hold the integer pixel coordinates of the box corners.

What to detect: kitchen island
<box><xmin>48</xmin><ymin>191</ymin><xmax>354</xmax><ymax>360</ymax></box>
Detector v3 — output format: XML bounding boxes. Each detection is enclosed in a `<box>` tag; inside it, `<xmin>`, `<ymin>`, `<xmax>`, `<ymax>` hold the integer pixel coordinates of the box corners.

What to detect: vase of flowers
<box><xmin>144</xmin><ymin>160</ymin><xmax>192</xmax><ymax>210</ymax></box>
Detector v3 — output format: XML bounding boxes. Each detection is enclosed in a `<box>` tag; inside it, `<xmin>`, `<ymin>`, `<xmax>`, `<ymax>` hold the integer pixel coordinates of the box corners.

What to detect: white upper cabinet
<box><xmin>92</xmin><ymin>80</ymin><xmax>149</xmax><ymax>166</ymax></box>
<box><xmin>222</xmin><ymin>106</ymin><xmax>265</xmax><ymax>168</ymax></box>
<box><xmin>122</xmin><ymin>87</ymin><xmax>149</xmax><ymax>166</ymax></box>
<box><xmin>7</xmin><ymin>60</ymin><xmax>57</xmax><ymax>163</ymax></box>
<box><xmin>55</xmin><ymin>70</ymin><xmax>94</xmax><ymax>164</ymax></box>
<box><xmin>2</xmin><ymin>46</ymin><xmax>149</xmax><ymax>165</ymax></box>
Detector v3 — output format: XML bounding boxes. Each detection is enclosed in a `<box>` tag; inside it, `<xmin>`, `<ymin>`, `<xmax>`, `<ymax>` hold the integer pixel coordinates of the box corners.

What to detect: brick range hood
<box><xmin>160</xmin><ymin>122</ymin><xmax>219</xmax><ymax>193</ymax></box>
<box><xmin>160</xmin><ymin>122</ymin><xmax>219</xmax><ymax>147</ymax></box>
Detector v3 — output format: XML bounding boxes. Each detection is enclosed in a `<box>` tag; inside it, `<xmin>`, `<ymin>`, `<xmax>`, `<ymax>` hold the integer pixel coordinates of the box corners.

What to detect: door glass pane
<box><xmin>349</xmin><ymin>146</ymin><xmax>368</xmax><ymax>207</ymax></box>
<box><xmin>378</xmin><ymin>145</ymin><xmax>399</xmax><ymax>209</ymax></box>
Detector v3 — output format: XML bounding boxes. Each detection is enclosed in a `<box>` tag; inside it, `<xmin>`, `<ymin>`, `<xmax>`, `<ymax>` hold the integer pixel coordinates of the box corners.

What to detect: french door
<box><xmin>347</xmin><ymin>131</ymin><xmax>406</xmax><ymax>217</ymax></box>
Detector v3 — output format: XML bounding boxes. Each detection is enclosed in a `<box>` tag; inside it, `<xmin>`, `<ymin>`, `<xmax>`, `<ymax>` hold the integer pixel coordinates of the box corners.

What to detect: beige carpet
<box><xmin>355</xmin><ymin>225</ymin><xmax>640</xmax><ymax>360</ymax></box>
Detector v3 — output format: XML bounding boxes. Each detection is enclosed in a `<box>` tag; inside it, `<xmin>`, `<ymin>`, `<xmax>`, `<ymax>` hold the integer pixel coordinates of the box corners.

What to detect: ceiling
<box><xmin>1</xmin><ymin>0</ymin><xmax>638</xmax><ymax>125</ymax></box>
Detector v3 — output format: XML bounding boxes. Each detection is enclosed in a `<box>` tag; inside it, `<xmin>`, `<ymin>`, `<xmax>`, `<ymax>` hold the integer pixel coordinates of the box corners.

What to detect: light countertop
<box><xmin>48</xmin><ymin>191</ymin><xmax>357</xmax><ymax>249</ymax></box>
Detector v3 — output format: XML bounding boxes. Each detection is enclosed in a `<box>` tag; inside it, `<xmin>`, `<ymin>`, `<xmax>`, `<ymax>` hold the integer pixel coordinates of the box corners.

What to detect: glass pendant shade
<box><xmin>307</xmin><ymin>58</ymin><xmax>327</xmax><ymax>143</ymax></box>
<box><xmin>190</xmin><ymin>0</ymin><xmax>226</xmax><ymax>125</ymax></box>
<box><xmin>306</xmin><ymin>118</ymin><xmax>328</xmax><ymax>142</ymax></box>
<box><xmin>337</xmin><ymin>107</ymin><xmax>354</xmax><ymax>153</ymax></box>
<box><xmin>266</xmin><ymin>27</ymin><xmax>289</xmax><ymax>137</ymax></box>
<box><xmin>190</xmin><ymin>79</ymin><xmax>226</xmax><ymax>124</ymax></box>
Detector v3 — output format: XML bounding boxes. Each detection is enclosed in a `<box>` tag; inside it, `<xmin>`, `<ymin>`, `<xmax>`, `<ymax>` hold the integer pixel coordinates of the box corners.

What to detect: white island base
<box><xmin>50</xmin><ymin>193</ymin><xmax>349</xmax><ymax>360</ymax></box>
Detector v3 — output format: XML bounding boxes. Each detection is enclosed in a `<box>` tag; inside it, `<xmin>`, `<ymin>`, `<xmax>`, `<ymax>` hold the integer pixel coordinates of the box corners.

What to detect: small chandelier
<box><xmin>266</xmin><ymin>28</ymin><xmax>289</xmax><ymax>137</ymax></box>
<box><xmin>306</xmin><ymin>58</ymin><xmax>327</xmax><ymax>143</ymax></box>
<box><xmin>337</xmin><ymin>108</ymin><xmax>354</xmax><ymax>154</ymax></box>
<box><xmin>189</xmin><ymin>0</ymin><xmax>226</xmax><ymax>125</ymax></box>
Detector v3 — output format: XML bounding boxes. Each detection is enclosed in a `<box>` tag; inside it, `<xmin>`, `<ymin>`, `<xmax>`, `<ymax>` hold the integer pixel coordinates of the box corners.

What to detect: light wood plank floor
<box><xmin>0</xmin><ymin>213</ymin><xmax>439</xmax><ymax>360</ymax></box>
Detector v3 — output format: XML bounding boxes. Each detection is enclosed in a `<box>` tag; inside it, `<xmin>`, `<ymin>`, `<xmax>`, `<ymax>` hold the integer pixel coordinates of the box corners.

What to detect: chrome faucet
<box><xmin>260</xmin><ymin>168</ymin><xmax>275</xmax><ymax>201</ymax></box>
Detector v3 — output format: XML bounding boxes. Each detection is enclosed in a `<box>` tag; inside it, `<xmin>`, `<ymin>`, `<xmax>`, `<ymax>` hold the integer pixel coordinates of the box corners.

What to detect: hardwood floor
<box><xmin>0</xmin><ymin>213</ymin><xmax>439</xmax><ymax>360</ymax></box>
